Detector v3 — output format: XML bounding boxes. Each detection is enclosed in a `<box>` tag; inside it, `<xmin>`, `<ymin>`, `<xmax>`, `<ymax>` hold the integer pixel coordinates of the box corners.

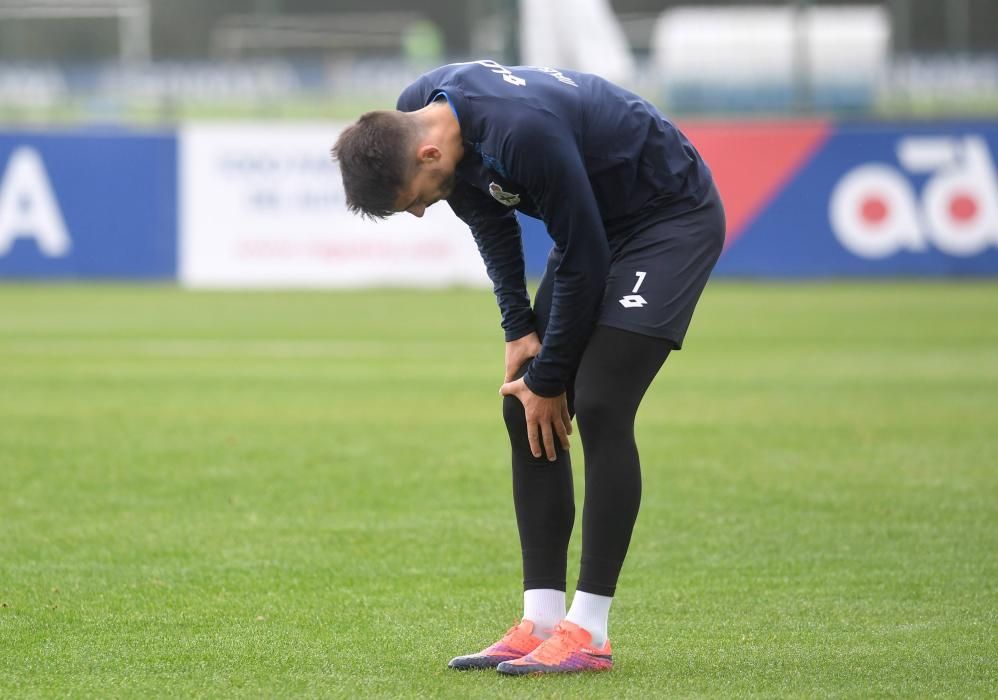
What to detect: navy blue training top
<box><xmin>396</xmin><ymin>60</ymin><xmax>713</xmax><ymax>397</ymax></box>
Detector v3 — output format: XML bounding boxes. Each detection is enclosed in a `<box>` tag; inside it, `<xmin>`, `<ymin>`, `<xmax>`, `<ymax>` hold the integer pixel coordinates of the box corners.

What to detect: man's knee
<box><xmin>502</xmin><ymin>393</ymin><xmax>527</xmax><ymax>436</ymax></box>
<box><xmin>574</xmin><ymin>389</ymin><xmax>628</xmax><ymax>436</ymax></box>
<box><xmin>503</xmin><ymin>393</ymin><xmax>556</xmax><ymax>461</ymax></box>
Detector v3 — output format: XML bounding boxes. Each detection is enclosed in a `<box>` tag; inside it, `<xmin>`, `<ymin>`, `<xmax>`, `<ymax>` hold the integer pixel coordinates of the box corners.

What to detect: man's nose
<box><xmin>409</xmin><ymin>205</ymin><xmax>425</xmax><ymax>218</ymax></box>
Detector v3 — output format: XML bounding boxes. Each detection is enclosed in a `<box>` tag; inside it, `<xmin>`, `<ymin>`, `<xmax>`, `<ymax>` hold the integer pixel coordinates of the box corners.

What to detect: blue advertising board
<box><xmin>717</xmin><ymin>122</ymin><xmax>998</xmax><ymax>276</ymax></box>
<box><xmin>2</xmin><ymin>121</ymin><xmax>995</xmax><ymax>282</ymax></box>
<box><xmin>0</xmin><ymin>129</ymin><xmax>177</xmax><ymax>279</ymax></box>
<box><xmin>518</xmin><ymin>121</ymin><xmax>998</xmax><ymax>278</ymax></box>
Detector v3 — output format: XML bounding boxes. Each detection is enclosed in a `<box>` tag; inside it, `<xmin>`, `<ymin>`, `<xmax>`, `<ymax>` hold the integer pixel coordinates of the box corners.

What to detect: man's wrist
<box><xmin>523</xmin><ymin>368</ymin><xmax>564</xmax><ymax>398</ymax></box>
<box><xmin>504</xmin><ymin>326</ymin><xmax>536</xmax><ymax>343</ymax></box>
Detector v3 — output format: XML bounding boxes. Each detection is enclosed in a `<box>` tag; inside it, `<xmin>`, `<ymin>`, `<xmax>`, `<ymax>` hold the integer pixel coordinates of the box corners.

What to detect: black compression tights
<box><xmin>503</xmin><ymin>325</ymin><xmax>672</xmax><ymax>597</ymax></box>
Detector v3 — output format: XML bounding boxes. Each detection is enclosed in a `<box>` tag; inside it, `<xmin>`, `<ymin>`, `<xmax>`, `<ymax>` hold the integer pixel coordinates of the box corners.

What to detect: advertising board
<box><xmin>683</xmin><ymin>121</ymin><xmax>998</xmax><ymax>277</ymax></box>
<box><xmin>0</xmin><ymin>130</ymin><xmax>177</xmax><ymax>278</ymax></box>
<box><xmin>179</xmin><ymin>123</ymin><xmax>488</xmax><ymax>288</ymax></box>
<box><xmin>3</xmin><ymin>121</ymin><xmax>995</xmax><ymax>284</ymax></box>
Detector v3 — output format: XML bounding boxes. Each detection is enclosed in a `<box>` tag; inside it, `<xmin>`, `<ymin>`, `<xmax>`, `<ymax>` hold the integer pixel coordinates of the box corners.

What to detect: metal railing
<box><xmin>0</xmin><ymin>0</ymin><xmax>150</xmax><ymax>62</ymax></box>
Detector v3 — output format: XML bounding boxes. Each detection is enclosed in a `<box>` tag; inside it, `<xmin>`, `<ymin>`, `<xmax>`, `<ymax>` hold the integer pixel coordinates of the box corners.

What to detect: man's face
<box><xmin>393</xmin><ymin>147</ymin><xmax>456</xmax><ymax>218</ymax></box>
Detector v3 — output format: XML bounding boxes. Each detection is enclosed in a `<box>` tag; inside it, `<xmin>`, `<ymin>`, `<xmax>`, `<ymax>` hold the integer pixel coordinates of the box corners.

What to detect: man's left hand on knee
<box><xmin>499</xmin><ymin>378</ymin><xmax>572</xmax><ymax>462</ymax></box>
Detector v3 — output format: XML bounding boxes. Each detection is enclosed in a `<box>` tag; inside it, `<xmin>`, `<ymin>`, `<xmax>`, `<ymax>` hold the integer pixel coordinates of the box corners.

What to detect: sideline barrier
<box><xmin>1</xmin><ymin>121</ymin><xmax>996</xmax><ymax>282</ymax></box>
<box><xmin>0</xmin><ymin>129</ymin><xmax>177</xmax><ymax>279</ymax></box>
<box><xmin>520</xmin><ymin>120</ymin><xmax>998</xmax><ymax>277</ymax></box>
<box><xmin>179</xmin><ymin>124</ymin><xmax>486</xmax><ymax>288</ymax></box>
<box><xmin>702</xmin><ymin>121</ymin><xmax>998</xmax><ymax>276</ymax></box>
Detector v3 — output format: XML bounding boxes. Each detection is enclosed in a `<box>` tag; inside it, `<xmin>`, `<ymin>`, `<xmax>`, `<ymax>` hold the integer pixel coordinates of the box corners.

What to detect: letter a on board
<box><xmin>0</xmin><ymin>147</ymin><xmax>71</xmax><ymax>257</ymax></box>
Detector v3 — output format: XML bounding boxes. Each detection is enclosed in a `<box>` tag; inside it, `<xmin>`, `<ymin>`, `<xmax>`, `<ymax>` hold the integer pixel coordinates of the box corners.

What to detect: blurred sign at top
<box><xmin>652</xmin><ymin>5</ymin><xmax>890</xmax><ymax>112</ymax></box>
<box><xmin>519</xmin><ymin>0</ymin><xmax>634</xmax><ymax>84</ymax></box>
<box><xmin>0</xmin><ymin>1</ymin><xmax>994</xmax><ymax>123</ymax></box>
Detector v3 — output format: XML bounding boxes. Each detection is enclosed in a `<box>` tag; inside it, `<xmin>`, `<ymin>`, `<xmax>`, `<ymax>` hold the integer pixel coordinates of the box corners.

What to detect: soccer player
<box><xmin>332</xmin><ymin>60</ymin><xmax>725</xmax><ymax>675</ymax></box>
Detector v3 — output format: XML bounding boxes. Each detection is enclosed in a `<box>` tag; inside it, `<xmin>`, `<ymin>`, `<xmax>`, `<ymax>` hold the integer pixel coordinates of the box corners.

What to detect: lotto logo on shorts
<box><xmin>619</xmin><ymin>294</ymin><xmax>647</xmax><ymax>308</ymax></box>
<box><xmin>619</xmin><ymin>271</ymin><xmax>648</xmax><ymax>308</ymax></box>
<box><xmin>829</xmin><ymin>136</ymin><xmax>998</xmax><ymax>259</ymax></box>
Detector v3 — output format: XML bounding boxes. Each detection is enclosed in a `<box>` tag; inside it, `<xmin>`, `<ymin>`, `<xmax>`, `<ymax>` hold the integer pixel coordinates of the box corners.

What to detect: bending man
<box><xmin>332</xmin><ymin>59</ymin><xmax>725</xmax><ymax>676</ymax></box>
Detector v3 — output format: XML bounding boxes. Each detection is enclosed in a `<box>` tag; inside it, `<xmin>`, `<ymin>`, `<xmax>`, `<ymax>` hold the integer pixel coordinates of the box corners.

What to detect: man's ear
<box><xmin>416</xmin><ymin>144</ymin><xmax>441</xmax><ymax>164</ymax></box>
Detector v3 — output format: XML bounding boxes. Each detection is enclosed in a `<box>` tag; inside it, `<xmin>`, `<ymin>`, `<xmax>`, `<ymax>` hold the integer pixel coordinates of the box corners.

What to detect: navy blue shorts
<box><xmin>535</xmin><ymin>182</ymin><xmax>725</xmax><ymax>350</ymax></box>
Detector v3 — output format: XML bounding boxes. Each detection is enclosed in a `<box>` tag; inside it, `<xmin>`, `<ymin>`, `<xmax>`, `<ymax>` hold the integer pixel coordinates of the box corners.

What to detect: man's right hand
<box><xmin>504</xmin><ymin>331</ymin><xmax>542</xmax><ymax>382</ymax></box>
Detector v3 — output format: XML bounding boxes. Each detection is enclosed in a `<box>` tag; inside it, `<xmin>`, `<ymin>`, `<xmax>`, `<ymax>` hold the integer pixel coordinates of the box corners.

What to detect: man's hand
<box><xmin>505</xmin><ymin>332</ymin><xmax>543</xmax><ymax>382</ymax></box>
<box><xmin>499</xmin><ymin>377</ymin><xmax>572</xmax><ymax>462</ymax></box>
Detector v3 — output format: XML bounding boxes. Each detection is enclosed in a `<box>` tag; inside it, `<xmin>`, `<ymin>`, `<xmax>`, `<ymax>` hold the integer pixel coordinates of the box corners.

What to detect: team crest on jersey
<box><xmin>489</xmin><ymin>182</ymin><xmax>520</xmax><ymax>207</ymax></box>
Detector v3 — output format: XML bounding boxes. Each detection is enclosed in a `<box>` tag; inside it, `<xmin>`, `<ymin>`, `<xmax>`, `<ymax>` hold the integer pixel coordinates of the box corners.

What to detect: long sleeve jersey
<box><xmin>396</xmin><ymin>60</ymin><xmax>712</xmax><ymax>397</ymax></box>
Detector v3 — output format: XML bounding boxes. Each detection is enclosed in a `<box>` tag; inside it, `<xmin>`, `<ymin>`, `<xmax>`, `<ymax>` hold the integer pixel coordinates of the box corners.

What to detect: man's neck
<box><xmin>420</xmin><ymin>101</ymin><xmax>464</xmax><ymax>163</ymax></box>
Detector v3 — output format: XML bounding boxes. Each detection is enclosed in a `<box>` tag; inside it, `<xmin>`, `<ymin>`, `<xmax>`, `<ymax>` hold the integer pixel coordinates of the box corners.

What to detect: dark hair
<box><xmin>331</xmin><ymin>110</ymin><xmax>418</xmax><ymax>219</ymax></box>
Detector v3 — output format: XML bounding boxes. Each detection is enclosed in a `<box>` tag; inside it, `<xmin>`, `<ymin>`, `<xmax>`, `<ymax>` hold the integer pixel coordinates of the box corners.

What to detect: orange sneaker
<box><xmin>448</xmin><ymin>619</ymin><xmax>545</xmax><ymax>670</ymax></box>
<box><xmin>496</xmin><ymin>620</ymin><xmax>612</xmax><ymax>675</ymax></box>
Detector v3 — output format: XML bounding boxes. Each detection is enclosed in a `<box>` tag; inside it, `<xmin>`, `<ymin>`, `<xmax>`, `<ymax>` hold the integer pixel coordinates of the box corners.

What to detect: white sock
<box><xmin>565</xmin><ymin>590</ymin><xmax>613</xmax><ymax>646</ymax></box>
<box><xmin>523</xmin><ymin>588</ymin><xmax>565</xmax><ymax>639</ymax></box>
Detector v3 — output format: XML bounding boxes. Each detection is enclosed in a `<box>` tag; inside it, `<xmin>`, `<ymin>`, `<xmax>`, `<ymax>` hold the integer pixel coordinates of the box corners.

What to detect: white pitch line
<box><xmin>0</xmin><ymin>338</ymin><xmax>480</xmax><ymax>359</ymax></box>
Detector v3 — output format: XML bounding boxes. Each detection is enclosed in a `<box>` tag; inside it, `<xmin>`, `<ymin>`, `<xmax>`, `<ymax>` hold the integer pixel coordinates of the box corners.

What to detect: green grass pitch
<box><xmin>1</xmin><ymin>282</ymin><xmax>996</xmax><ymax>698</ymax></box>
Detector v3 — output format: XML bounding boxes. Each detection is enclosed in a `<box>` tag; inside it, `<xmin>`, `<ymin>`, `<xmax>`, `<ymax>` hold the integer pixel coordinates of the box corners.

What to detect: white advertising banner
<box><xmin>179</xmin><ymin>123</ymin><xmax>489</xmax><ymax>288</ymax></box>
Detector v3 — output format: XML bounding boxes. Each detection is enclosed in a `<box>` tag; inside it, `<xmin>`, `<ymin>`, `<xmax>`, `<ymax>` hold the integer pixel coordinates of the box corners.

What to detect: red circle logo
<box><xmin>948</xmin><ymin>193</ymin><xmax>978</xmax><ymax>223</ymax></box>
<box><xmin>860</xmin><ymin>195</ymin><xmax>889</xmax><ymax>226</ymax></box>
